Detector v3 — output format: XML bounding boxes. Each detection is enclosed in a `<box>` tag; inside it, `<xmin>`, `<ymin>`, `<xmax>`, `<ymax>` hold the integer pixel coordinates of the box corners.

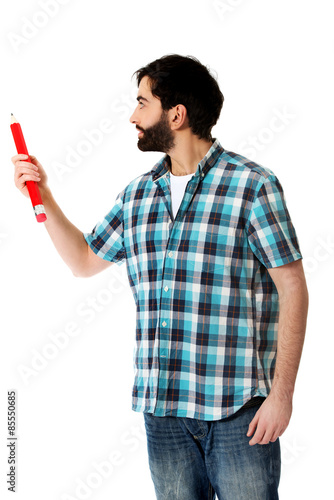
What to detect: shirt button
<box><xmin>162</xmin><ymin>321</ymin><xmax>167</xmax><ymax>327</ymax></box>
<box><xmin>164</xmin><ymin>286</ymin><xmax>169</xmax><ymax>292</ymax></box>
<box><xmin>168</xmin><ymin>251</ymin><xmax>173</xmax><ymax>257</ymax></box>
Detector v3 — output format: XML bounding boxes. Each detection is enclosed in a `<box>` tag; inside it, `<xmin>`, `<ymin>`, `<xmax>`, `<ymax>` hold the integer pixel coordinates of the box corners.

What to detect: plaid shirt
<box><xmin>84</xmin><ymin>139</ymin><xmax>302</xmax><ymax>421</ymax></box>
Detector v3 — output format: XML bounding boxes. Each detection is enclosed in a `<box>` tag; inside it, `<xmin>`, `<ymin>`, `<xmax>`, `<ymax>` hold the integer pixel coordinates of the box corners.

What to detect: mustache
<box><xmin>136</xmin><ymin>126</ymin><xmax>145</xmax><ymax>132</ymax></box>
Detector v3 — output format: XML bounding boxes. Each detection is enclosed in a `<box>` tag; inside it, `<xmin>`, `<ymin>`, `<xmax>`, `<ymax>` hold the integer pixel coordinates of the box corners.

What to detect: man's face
<box><xmin>130</xmin><ymin>76</ymin><xmax>175</xmax><ymax>153</ymax></box>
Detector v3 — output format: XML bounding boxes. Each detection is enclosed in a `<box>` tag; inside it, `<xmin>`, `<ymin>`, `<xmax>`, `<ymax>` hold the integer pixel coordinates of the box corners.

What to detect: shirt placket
<box><xmin>152</xmin><ymin>170</ymin><xmax>204</xmax><ymax>415</ymax></box>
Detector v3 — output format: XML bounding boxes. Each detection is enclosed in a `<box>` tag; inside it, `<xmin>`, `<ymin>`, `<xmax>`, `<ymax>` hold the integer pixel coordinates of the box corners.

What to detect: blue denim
<box><xmin>143</xmin><ymin>401</ymin><xmax>281</xmax><ymax>500</ymax></box>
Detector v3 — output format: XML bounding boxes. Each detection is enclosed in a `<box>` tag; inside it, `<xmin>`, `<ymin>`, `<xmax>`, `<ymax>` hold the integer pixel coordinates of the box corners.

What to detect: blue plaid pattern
<box><xmin>84</xmin><ymin>140</ymin><xmax>302</xmax><ymax>421</ymax></box>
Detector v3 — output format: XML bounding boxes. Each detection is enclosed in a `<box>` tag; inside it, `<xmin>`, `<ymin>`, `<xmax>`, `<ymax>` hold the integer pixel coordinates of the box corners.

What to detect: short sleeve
<box><xmin>84</xmin><ymin>189</ymin><xmax>125</xmax><ymax>266</ymax></box>
<box><xmin>245</xmin><ymin>175</ymin><xmax>302</xmax><ymax>268</ymax></box>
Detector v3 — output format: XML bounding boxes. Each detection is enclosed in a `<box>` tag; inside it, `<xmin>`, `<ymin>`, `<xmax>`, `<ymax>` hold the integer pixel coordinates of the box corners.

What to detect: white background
<box><xmin>1</xmin><ymin>0</ymin><xmax>333</xmax><ymax>498</ymax></box>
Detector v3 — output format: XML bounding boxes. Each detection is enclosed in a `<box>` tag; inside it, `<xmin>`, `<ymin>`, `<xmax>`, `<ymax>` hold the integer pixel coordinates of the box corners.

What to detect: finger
<box><xmin>257</xmin><ymin>428</ymin><xmax>274</xmax><ymax>445</ymax></box>
<box><xmin>270</xmin><ymin>434</ymin><xmax>278</xmax><ymax>443</ymax></box>
<box><xmin>15</xmin><ymin>173</ymin><xmax>41</xmax><ymax>186</ymax></box>
<box><xmin>11</xmin><ymin>154</ymin><xmax>29</xmax><ymax>164</ymax></box>
<box><xmin>13</xmin><ymin>161</ymin><xmax>35</xmax><ymax>173</ymax></box>
<box><xmin>277</xmin><ymin>425</ymin><xmax>286</xmax><ymax>438</ymax></box>
<box><xmin>15</xmin><ymin>167</ymin><xmax>40</xmax><ymax>179</ymax></box>
<box><xmin>248</xmin><ymin>425</ymin><xmax>265</xmax><ymax>446</ymax></box>
<box><xmin>14</xmin><ymin>168</ymin><xmax>39</xmax><ymax>183</ymax></box>
<box><xmin>247</xmin><ymin>414</ymin><xmax>259</xmax><ymax>437</ymax></box>
<box><xmin>16</xmin><ymin>160</ymin><xmax>39</xmax><ymax>170</ymax></box>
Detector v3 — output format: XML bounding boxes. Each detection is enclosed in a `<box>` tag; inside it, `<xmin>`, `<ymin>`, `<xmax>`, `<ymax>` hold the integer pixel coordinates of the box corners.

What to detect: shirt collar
<box><xmin>151</xmin><ymin>138</ymin><xmax>224</xmax><ymax>183</ymax></box>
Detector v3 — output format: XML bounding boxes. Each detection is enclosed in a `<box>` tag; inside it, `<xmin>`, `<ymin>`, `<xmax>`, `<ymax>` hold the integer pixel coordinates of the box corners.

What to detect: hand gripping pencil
<box><xmin>10</xmin><ymin>114</ymin><xmax>47</xmax><ymax>223</ymax></box>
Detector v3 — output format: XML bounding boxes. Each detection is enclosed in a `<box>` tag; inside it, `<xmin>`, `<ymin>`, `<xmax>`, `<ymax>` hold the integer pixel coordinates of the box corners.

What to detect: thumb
<box><xmin>29</xmin><ymin>155</ymin><xmax>46</xmax><ymax>174</ymax></box>
<box><xmin>29</xmin><ymin>155</ymin><xmax>42</xmax><ymax>167</ymax></box>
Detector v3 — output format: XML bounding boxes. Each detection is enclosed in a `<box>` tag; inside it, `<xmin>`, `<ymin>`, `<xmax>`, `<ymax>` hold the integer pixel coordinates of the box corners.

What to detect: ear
<box><xmin>169</xmin><ymin>104</ymin><xmax>188</xmax><ymax>131</ymax></box>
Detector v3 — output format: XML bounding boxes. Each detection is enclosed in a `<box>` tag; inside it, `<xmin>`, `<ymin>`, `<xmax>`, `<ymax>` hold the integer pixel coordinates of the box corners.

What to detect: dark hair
<box><xmin>133</xmin><ymin>54</ymin><xmax>224</xmax><ymax>141</ymax></box>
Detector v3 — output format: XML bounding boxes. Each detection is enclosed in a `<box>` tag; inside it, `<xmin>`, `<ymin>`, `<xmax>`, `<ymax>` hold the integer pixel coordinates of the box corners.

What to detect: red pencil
<box><xmin>10</xmin><ymin>114</ymin><xmax>47</xmax><ymax>223</ymax></box>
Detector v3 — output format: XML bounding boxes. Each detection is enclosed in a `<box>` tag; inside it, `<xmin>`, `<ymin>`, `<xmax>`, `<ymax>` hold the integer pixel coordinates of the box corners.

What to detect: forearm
<box><xmin>270</xmin><ymin>282</ymin><xmax>309</xmax><ymax>400</ymax></box>
<box><xmin>41</xmin><ymin>187</ymin><xmax>89</xmax><ymax>276</ymax></box>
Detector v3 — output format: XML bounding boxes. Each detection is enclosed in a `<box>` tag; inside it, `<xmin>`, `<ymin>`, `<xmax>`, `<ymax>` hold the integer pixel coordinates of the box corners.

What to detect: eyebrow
<box><xmin>137</xmin><ymin>95</ymin><xmax>149</xmax><ymax>103</ymax></box>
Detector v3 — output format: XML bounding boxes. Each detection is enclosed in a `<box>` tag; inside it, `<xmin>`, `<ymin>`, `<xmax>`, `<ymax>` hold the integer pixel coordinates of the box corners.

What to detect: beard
<box><xmin>137</xmin><ymin>111</ymin><xmax>175</xmax><ymax>153</ymax></box>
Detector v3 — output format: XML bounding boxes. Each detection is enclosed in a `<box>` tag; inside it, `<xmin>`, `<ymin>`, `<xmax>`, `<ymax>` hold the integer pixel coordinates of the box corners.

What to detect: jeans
<box><xmin>143</xmin><ymin>401</ymin><xmax>281</xmax><ymax>500</ymax></box>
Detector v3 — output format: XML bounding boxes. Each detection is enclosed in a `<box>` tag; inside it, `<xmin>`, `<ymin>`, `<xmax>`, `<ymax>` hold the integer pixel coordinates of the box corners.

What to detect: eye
<box><xmin>139</xmin><ymin>101</ymin><xmax>144</xmax><ymax>109</ymax></box>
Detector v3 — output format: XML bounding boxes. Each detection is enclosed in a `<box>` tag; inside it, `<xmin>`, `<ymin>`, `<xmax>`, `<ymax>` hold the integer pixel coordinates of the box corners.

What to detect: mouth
<box><xmin>136</xmin><ymin>128</ymin><xmax>144</xmax><ymax>137</ymax></box>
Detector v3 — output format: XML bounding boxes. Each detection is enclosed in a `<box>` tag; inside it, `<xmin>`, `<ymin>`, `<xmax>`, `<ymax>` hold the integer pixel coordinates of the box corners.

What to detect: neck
<box><xmin>168</xmin><ymin>131</ymin><xmax>213</xmax><ymax>176</ymax></box>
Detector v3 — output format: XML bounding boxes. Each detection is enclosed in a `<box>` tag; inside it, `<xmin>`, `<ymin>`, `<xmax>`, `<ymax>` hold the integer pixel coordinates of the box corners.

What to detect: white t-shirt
<box><xmin>169</xmin><ymin>171</ymin><xmax>194</xmax><ymax>219</ymax></box>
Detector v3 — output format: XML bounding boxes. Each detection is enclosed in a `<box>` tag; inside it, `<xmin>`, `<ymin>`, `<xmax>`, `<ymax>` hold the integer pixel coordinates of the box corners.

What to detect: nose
<box><xmin>129</xmin><ymin>107</ymin><xmax>138</xmax><ymax>124</ymax></box>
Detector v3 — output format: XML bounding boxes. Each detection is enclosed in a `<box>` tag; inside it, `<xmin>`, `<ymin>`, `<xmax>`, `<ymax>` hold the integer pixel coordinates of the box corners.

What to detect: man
<box><xmin>12</xmin><ymin>54</ymin><xmax>308</xmax><ymax>500</ymax></box>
